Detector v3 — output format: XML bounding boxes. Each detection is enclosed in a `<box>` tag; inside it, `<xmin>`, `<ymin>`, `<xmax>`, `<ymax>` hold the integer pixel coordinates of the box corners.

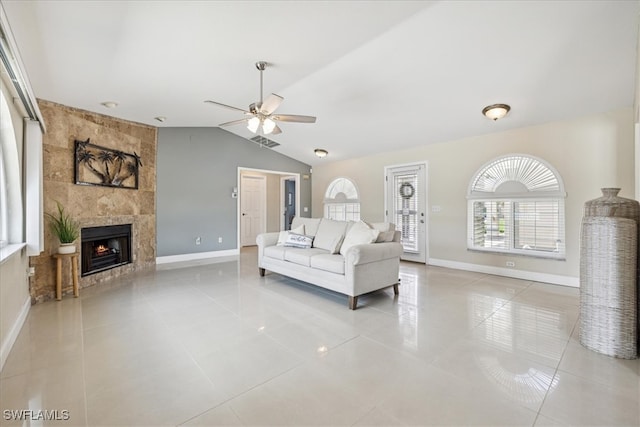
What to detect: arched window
<box><xmin>324</xmin><ymin>177</ymin><xmax>360</xmax><ymax>221</ymax></box>
<box><xmin>467</xmin><ymin>154</ymin><xmax>566</xmax><ymax>259</ymax></box>
<box><xmin>0</xmin><ymin>88</ymin><xmax>22</xmax><ymax>248</ymax></box>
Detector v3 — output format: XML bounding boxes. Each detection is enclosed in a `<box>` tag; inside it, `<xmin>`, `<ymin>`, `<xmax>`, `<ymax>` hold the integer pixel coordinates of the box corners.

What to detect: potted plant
<box><xmin>46</xmin><ymin>201</ymin><xmax>80</xmax><ymax>254</ymax></box>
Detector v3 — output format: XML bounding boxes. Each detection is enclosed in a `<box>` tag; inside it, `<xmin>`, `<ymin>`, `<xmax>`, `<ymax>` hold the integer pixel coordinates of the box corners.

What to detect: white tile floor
<box><xmin>1</xmin><ymin>247</ymin><xmax>639</xmax><ymax>426</ymax></box>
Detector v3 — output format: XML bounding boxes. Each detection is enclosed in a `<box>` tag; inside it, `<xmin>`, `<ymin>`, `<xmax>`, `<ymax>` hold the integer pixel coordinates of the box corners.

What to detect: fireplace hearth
<box><xmin>81</xmin><ymin>224</ymin><xmax>132</xmax><ymax>276</ymax></box>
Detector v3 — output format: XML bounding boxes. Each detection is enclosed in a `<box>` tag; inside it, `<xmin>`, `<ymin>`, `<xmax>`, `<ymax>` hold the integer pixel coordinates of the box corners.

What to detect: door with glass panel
<box><xmin>385</xmin><ymin>163</ymin><xmax>427</xmax><ymax>263</ymax></box>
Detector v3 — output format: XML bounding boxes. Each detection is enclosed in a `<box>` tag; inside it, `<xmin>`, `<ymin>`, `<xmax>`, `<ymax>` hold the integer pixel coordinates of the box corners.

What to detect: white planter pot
<box><xmin>58</xmin><ymin>242</ymin><xmax>76</xmax><ymax>254</ymax></box>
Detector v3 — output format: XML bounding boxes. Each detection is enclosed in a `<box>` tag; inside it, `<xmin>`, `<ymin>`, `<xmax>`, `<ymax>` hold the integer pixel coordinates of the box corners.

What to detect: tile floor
<box><xmin>1</xmin><ymin>247</ymin><xmax>639</xmax><ymax>426</ymax></box>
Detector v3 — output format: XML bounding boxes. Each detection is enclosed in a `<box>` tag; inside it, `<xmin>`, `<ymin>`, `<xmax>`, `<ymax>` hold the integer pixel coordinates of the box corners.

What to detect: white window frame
<box><xmin>467</xmin><ymin>154</ymin><xmax>566</xmax><ymax>260</ymax></box>
<box><xmin>324</xmin><ymin>177</ymin><xmax>360</xmax><ymax>221</ymax></box>
<box><xmin>0</xmin><ymin>88</ymin><xmax>22</xmax><ymax>250</ymax></box>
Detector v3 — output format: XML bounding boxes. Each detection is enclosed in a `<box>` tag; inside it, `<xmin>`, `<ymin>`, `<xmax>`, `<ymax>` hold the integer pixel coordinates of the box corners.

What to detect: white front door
<box><xmin>240</xmin><ymin>174</ymin><xmax>266</xmax><ymax>247</ymax></box>
<box><xmin>385</xmin><ymin>163</ymin><xmax>427</xmax><ymax>263</ymax></box>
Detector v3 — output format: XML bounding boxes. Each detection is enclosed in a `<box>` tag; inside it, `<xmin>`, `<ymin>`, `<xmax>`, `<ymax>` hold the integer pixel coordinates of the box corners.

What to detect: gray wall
<box><xmin>157</xmin><ymin>127</ymin><xmax>311</xmax><ymax>257</ymax></box>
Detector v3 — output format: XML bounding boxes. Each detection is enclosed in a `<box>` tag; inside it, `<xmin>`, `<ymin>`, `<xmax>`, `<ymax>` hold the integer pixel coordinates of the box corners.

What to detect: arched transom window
<box><xmin>324</xmin><ymin>177</ymin><xmax>360</xmax><ymax>221</ymax></box>
<box><xmin>467</xmin><ymin>154</ymin><xmax>566</xmax><ymax>259</ymax></box>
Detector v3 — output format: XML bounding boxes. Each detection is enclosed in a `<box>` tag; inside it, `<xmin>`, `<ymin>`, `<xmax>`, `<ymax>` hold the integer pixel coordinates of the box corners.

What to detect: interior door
<box><xmin>284</xmin><ymin>178</ymin><xmax>296</xmax><ymax>230</ymax></box>
<box><xmin>240</xmin><ymin>174</ymin><xmax>266</xmax><ymax>247</ymax></box>
<box><xmin>386</xmin><ymin>163</ymin><xmax>427</xmax><ymax>263</ymax></box>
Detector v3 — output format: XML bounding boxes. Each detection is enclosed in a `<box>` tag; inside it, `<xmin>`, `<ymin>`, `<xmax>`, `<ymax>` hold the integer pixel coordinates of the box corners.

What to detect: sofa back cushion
<box><xmin>340</xmin><ymin>221</ymin><xmax>380</xmax><ymax>256</ymax></box>
<box><xmin>313</xmin><ymin>219</ymin><xmax>349</xmax><ymax>254</ymax></box>
<box><xmin>291</xmin><ymin>217</ymin><xmax>322</xmax><ymax>237</ymax></box>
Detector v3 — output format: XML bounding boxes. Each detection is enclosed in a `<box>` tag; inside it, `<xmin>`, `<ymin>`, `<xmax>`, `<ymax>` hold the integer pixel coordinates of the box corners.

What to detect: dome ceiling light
<box><xmin>482</xmin><ymin>103</ymin><xmax>511</xmax><ymax>121</ymax></box>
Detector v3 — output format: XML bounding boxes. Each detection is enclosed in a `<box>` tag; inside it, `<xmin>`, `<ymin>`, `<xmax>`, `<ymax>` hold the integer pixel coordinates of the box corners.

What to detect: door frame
<box><xmin>237</xmin><ymin>167</ymin><xmax>301</xmax><ymax>250</ymax></box>
<box><xmin>384</xmin><ymin>161</ymin><xmax>429</xmax><ymax>263</ymax></box>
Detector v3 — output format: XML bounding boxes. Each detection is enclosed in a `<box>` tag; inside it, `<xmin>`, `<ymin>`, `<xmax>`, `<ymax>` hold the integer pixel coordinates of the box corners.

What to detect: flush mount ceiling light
<box><xmin>101</xmin><ymin>101</ymin><xmax>118</xmax><ymax>108</ymax></box>
<box><xmin>314</xmin><ymin>149</ymin><xmax>328</xmax><ymax>158</ymax></box>
<box><xmin>482</xmin><ymin>103</ymin><xmax>511</xmax><ymax>121</ymax></box>
<box><xmin>154</xmin><ymin>116</ymin><xmax>166</xmax><ymax>123</ymax></box>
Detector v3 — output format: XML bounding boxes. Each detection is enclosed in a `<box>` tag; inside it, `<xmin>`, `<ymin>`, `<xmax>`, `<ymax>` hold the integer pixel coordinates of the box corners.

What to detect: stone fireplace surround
<box><xmin>29</xmin><ymin>100</ymin><xmax>157</xmax><ymax>304</ymax></box>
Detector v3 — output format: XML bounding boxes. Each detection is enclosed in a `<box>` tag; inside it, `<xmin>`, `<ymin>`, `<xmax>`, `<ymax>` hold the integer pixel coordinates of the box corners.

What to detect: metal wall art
<box><xmin>74</xmin><ymin>138</ymin><xmax>142</xmax><ymax>189</ymax></box>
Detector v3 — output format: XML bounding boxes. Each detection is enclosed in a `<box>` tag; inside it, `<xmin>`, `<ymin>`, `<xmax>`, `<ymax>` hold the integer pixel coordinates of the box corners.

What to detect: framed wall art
<box><xmin>74</xmin><ymin>138</ymin><xmax>142</xmax><ymax>189</ymax></box>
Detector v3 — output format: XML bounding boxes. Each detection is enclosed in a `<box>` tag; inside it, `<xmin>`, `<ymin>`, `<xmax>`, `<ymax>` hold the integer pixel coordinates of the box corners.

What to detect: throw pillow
<box><xmin>283</xmin><ymin>232</ymin><xmax>313</xmax><ymax>249</ymax></box>
<box><xmin>339</xmin><ymin>221</ymin><xmax>380</xmax><ymax>256</ymax></box>
<box><xmin>367</xmin><ymin>222</ymin><xmax>396</xmax><ymax>243</ymax></box>
<box><xmin>313</xmin><ymin>219</ymin><xmax>348</xmax><ymax>253</ymax></box>
<box><xmin>277</xmin><ymin>224</ymin><xmax>305</xmax><ymax>246</ymax></box>
<box><xmin>376</xmin><ymin>230</ymin><xmax>396</xmax><ymax>243</ymax></box>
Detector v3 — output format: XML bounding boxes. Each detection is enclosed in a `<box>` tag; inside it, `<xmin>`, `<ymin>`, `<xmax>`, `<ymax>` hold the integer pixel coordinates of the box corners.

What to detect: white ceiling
<box><xmin>2</xmin><ymin>0</ymin><xmax>638</xmax><ymax>166</ymax></box>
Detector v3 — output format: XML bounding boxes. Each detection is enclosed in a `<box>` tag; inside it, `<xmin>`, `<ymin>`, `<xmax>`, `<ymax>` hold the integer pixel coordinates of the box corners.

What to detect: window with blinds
<box><xmin>324</xmin><ymin>177</ymin><xmax>360</xmax><ymax>221</ymax></box>
<box><xmin>392</xmin><ymin>172</ymin><xmax>419</xmax><ymax>252</ymax></box>
<box><xmin>467</xmin><ymin>155</ymin><xmax>566</xmax><ymax>259</ymax></box>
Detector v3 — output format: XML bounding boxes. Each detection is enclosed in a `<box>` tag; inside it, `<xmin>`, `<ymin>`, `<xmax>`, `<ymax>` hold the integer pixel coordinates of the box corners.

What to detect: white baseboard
<box><xmin>0</xmin><ymin>296</ymin><xmax>30</xmax><ymax>372</ymax></box>
<box><xmin>156</xmin><ymin>249</ymin><xmax>240</xmax><ymax>265</ymax></box>
<box><xmin>428</xmin><ymin>258</ymin><xmax>579</xmax><ymax>287</ymax></box>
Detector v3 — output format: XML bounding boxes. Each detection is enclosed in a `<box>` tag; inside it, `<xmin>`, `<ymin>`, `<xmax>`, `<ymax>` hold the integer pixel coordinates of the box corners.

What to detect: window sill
<box><xmin>0</xmin><ymin>243</ymin><xmax>26</xmax><ymax>265</ymax></box>
<box><xmin>467</xmin><ymin>248</ymin><xmax>566</xmax><ymax>261</ymax></box>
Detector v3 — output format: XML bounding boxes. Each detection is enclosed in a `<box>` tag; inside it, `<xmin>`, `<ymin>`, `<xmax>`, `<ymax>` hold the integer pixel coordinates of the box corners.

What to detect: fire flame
<box><xmin>95</xmin><ymin>244</ymin><xmax>110</xmax><ymax>255</ymax></box>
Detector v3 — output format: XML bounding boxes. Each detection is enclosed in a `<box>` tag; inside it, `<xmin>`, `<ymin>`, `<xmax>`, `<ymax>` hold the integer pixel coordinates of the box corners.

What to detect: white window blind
<box><xmin>392</xmin><ymin>172</ymin><xmax>419</xmax><ymax>252</ymax></box>
<box><xmin>467</xmin><ymin>155</ymin><xmax>566</xmax><ymax>259</ymax></box>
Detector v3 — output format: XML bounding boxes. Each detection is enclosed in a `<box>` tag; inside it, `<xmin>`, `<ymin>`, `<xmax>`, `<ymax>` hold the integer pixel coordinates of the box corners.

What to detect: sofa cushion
<box><xmin>367</xmin><ymin>222</ymin><xmax>397</xmax><ymax>243</ymax></box>
<box><xmin>340</xmin><ymin>221</ymin><xmax>380</xmax><ymax>256</ymax></box>
<box><xmin>283</xmin><ymin>232</ymin><xmax>313</xmax><ymax>249</ymax></box>
<box><xmin>264</xmin><ymin>245</ymin><xmax>287</xmax><ymax>260</ymax></box>
<box><xmin>310</xmin><ymin>254</ymin><xmax>345</xmax><ymax>275</ymax></box>
<box><xmin>291</xmin><ymin>217</ymin><xmax>322</xmax><ymax>237</ymax></box>
<box><xmin>313</xmin><ymin>219</ymin><xmax>348</xmax><ymax>254</ymax></box>
<box><xmin>277</xmin><ymin>224</ymin><xmax>305</xmax><ymax>246</ymax></box>
<box><xmin>284</xmin><ymin>248</ymin><xmax>328</xmax><ymax>267</ymax></box>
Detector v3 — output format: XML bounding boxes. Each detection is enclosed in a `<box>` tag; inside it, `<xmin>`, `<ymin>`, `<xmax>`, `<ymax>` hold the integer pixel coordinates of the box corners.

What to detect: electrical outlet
<box><xmin>195</xmin><ymin>237</ymin><xmax>201</xmax><ymax>245</ymax></box>
<box><xmin>28</xmin><ymin>266</ymin><xmax>35</xmax><ymax>276</ymax></box>
<box><xmin>506</xmin><ymin>261</ymin><xmax>515</xmax><ymax>267</ymax></box>
<box><xmin>218</xmin><ymin>237</ymin><xmax>223</xmax><ymax>243</ymax></box>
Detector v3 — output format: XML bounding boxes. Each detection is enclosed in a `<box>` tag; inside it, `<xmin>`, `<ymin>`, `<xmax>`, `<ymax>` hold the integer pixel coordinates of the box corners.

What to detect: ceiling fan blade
<box><xmin>270</xmin><ymin>124</ymin><xmax>282</xmax><ymax>135</ymax></box>
<box><xmin>204</xmin><ymin>100</ymin><xmax>250</xmax><ymax>114</ymax></box>
<box><xmin>272</xmin><ymin>114</ymin><xmax>317</xmax><ymax>123</ymax></box>
<box><xmin>259</xmin><ymin>93</ymin><xmax>284</xmax><ymax>115</ymax></box>
<box><xmin>219</xmin><ymin>118</ymin><xmax>249</xmax><ymax>127</ymax></box>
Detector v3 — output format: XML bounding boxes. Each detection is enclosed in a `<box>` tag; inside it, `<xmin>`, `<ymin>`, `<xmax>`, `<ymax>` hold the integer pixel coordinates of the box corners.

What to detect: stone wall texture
<box><xmin>30</xmin><ymin>100</ymin><xmax>157</xmax><ymax>303</ymax></box>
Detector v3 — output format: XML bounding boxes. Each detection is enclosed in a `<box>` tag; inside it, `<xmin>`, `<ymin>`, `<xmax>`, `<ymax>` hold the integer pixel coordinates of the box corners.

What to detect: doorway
<box><xmin>385</xmin><ymin>162</ymin><xmax>428</xmax><ymax>263</ymax></box>
<box><xmin>282</xmin><ymin>176</ymin><xmax>296</xmax><ymax>230</ymax></box>
<box><xmin>240</xmin><ymin>174</ymin><xmax>266</xmax><ymax>247</ymax></box>
<box><xmin>237</xmin><ymin>167</ymin><xmax>301</xmax><ymax>249</ymax></box>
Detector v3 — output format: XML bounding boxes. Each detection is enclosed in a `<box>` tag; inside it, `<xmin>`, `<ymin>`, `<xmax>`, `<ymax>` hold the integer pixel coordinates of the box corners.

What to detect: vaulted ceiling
<box><xmin>2</xmin><ymin>1</ymin><xmax>638</xmax><ymax>165</ymax></box>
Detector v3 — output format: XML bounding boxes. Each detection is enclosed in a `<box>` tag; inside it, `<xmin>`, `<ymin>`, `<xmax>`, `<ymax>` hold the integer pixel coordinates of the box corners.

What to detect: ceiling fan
<box><xmin>205</xmin><ymin>61</ymin><xmax>316</xmax><ymax>135</ymax></box>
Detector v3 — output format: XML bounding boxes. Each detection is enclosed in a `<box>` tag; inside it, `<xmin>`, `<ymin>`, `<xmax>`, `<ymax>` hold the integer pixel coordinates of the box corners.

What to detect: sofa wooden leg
<box><xmin>393</xmin><ymin>283</ymin><xmax>399</xmax><ymax>295</ymax></box>
<box><xmin>348</xmin><ymin>296</ymin><xmax>358</xmax><ymax>310</ymax></box>
<box><xmin>259</xmin><ymin>268</ymin><xmax>265</xmax><ymax>277</ymax></box>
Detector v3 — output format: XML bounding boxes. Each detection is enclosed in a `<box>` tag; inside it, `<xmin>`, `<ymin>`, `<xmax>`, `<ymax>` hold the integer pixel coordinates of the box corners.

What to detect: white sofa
<box><xmin>256</xmin><ymin>217</ymin><xmax>403</xmax><ymax>309</ymax></box>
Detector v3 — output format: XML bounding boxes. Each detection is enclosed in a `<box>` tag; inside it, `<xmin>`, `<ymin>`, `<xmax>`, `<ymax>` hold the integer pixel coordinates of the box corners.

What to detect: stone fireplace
<box><xmin>29</xmin><ymin>100</ymin><xmax>157</xmax><ymax>303</ymax></box>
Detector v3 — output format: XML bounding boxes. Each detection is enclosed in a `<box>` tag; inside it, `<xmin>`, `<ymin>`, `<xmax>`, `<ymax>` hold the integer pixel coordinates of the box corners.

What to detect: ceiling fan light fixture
<box><xmin>262</xmin><ymin>118</ymin><xmax>276</xmax><ymax>134</ymax></box>
<box><xmin>247</xmin><ymin>117</ymin><xmax>260</xmax><ymax>133</ymax></box>
<box><xmin>314</xmin><ymin>149</ymin><xmax>328</xmax><ymax>158</ymax></box>
<box><xmin>482</xmin><ymin>103</ymin><xmax>511</xmax><ymax>121</ymax></box>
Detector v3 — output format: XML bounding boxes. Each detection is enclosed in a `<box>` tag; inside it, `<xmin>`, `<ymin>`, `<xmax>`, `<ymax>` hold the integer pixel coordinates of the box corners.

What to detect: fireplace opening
<box><xmin>81</xmin><ymin>224</ymin><xmax>132</xmax><ymax>276</ymax></box>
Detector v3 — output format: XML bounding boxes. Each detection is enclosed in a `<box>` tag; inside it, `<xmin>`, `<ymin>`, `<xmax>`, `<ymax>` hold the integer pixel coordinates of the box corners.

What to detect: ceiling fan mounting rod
<box><xmin>256</xmin><ymin>61</ymin><xmax>267</xmax><ymax>106</ymax></box>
